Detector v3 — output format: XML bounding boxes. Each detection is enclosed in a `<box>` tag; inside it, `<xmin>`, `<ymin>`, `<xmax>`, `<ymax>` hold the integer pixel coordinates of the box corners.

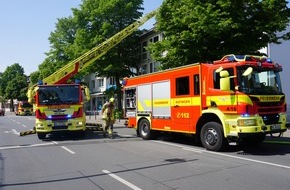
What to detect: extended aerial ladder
<box><xmin>43</xmin><ymin>9</ymin><xmax>158</xmax><ymax>85</ymax></box>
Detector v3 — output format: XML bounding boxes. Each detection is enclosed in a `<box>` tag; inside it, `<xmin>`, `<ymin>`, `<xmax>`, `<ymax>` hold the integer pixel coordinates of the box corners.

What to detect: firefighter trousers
<box><xmin>102</xmin><ymin>119</ymin><xmax>114</xmax><ymax>137</ymax></box>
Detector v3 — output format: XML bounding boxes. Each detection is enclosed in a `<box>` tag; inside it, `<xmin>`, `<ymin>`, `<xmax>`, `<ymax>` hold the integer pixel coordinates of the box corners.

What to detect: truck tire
<box><xmin>138</xmin><ymin>119</ymin><xmax>152</xmax><ymax>140</ymax></box>
<box><xmin>200</xmin><ymin>122</ymin><xmax>228</xmax><ymax>151</ymax></box>
<box><xmin>37</xmin><ymin>132</ymin><xmax>47</xmax><ymax>140</ymax></box>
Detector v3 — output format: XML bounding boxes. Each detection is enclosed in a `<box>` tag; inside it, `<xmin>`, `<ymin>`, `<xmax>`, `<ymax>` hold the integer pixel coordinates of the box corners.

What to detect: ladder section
<box><xmin>43</xmin><ymin>9</ymin><xmax>158</xmax><ymax>85</ymax></box>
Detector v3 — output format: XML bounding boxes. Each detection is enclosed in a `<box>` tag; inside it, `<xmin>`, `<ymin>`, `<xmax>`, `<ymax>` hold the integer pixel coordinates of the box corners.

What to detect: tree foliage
<box><xmin>149</xmin><ymin>0</ymin><xmax>290</xmax><ymax>69</ymax></box>
<box><xmin>0</xmin><ymin>64</ymin><xmax>28</xmax><ymax>110</ymax></box>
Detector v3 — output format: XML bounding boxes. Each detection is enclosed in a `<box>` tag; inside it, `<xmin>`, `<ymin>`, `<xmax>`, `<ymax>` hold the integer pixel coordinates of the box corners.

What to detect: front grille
<box><xmin>261</xmin><ymin>114</ymin><xmax>280</xmax><ymax>125</ymax></box>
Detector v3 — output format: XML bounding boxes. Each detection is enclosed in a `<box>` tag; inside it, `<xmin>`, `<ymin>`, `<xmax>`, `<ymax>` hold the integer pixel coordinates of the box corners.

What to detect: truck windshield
<box><xmin>238</xmin><ymin>68</ymin><xmax>283</xmax><ymax>95</ymax></box>
<box><xmin>38</xmin><ymin>85</ymin><xmax>80</xmax><ymax>105</ymax></box>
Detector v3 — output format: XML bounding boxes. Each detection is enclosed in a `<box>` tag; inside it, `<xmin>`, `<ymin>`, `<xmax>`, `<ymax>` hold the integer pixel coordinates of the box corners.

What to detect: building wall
<box><xmin>268</xmin><ymin>24</ymin><xmax>290</xmax><ymax>104</ymax></box>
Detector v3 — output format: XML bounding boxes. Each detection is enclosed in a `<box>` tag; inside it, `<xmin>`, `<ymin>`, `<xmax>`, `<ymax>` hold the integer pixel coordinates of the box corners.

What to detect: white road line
<box><xmin>61</xmin><ymin>146</ymin><xmax>76</xmax><ymax>154</ymax></box>
<box><xmin>154</xmin><ymin>140</ymin><xmax>290</xmax><ymax>169</ymax></box>
<box><xmin>11</xmin><ymin>129</ymin><xmax>20</xmax><ymax>136</ymax></box>
<box><xmin>21</xmin><ymin>124</ymin><xmax>27</xmax><ymax>128</ymax></box>
<box><xmin>0</xmin><ymin>142</ymin><xmax>55</xmax><ymax>150</ymax></box>
<box><xmin>182</xmin><ymin>147</ymin><xmax>203</xmax><ymax>153</ymax></box>
<box><xmin>206</xmin><ymin>150</ymin><xmax>290</xmax><ymax>169</ymax></box>
<box><xmin>102</xmin><ymin>170</ymin><xmax>142</xmax><ymax>190</ymax></box>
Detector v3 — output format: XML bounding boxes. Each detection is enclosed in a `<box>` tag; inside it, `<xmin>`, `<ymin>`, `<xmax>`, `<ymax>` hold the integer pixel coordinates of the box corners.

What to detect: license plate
<box><xmin>271</xmin><ymin>124</ymin><xmax>281</xmax><ymax>130</ymax></box>
<box><xmin>54</xmin><ymin>121</ymin><xmax>66</xmax><ymax>127</ymax></box>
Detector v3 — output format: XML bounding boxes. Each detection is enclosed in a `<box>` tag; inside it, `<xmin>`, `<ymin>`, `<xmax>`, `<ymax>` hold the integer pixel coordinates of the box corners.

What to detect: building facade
<box><xmin>84</xmin><ymin>73</ymin><xmax>117</xmax><ymax>113</ymax></box>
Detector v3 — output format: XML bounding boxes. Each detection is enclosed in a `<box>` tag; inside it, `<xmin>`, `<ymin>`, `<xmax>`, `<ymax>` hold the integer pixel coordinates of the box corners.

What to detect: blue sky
<box><xmin>0</xmin><ymin>0</ymin><xmax>163</xmax><ymax>75</ymax></box>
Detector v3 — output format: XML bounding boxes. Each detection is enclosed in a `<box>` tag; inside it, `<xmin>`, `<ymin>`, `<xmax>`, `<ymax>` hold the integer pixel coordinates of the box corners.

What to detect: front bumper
<box><xmin>226</xmin><ymin>113</ymin><xmax>287</xmax><ymax>138</ymax></box>
<box><xmin>35</xmin><ymin>118</ymin><xmax>86</xmax><ymax>133</ymax></box>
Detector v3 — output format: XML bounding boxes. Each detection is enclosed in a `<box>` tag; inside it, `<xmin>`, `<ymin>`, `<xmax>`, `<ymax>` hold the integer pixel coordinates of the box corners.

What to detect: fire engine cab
<box><xmin>123</xmin><ymin>54</ymin><xmax>287</xmax><ymax>151</ymax></box>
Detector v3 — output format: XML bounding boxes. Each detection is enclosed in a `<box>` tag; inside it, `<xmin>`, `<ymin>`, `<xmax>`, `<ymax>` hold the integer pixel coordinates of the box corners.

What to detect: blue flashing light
<box><xmin>67</xmin><ymin>115</ymin><xmax>72</xmax><ymax>118</ymax></box>
<box><xmin>241</xmin><ymin>113</ymin><xmax>250</xmax><ymax>117</ymax></box>
<box><xmin>48</xmin><ymin>115</ymin><xmax>52</xmax><ymax>119</ymax></box>
<box><xmin>75</xmin><ymin>79</ymin><xmax>81</xmax><ymax>84</ymax></box>
<box><xmin>266</xmin><ymin>58</ymin><xmax>272</xmax><ymax>63</ymax></box>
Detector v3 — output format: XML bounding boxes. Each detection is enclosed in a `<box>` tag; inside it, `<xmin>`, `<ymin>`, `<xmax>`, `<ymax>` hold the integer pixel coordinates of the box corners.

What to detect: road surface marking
<box><xmin>154</xmin><ymin>140</ymin><xmax>290</xmax><ymax>169</ymax></box>
<box><xmin>102</xmin><ymin>169</ymin><xmax>142</xmax><ymax>190</ymax></box>
<box><xmin>0</xmin><ymin>142</ymin><xmax>56</xmax><ymax>150</ymax></box>
<box><xmin>11</xmin><ymin>129</ymin><xmax>20</xmax><ymax>135</ymax></box>
<box><xmin>206</xmin><ymin>149</ymin><xmax>290</xmax><ymax>169</ymax></box>
<box><xmin>21</xmin><ymin>124</ymin><xmax>27</xmax><ymax>128</ymax></box>
<box><xmin>61</xmin><ymin>146</ymin><xmax>76</xmax><ymax>154</ymax></box>
<box><xmin>182</xmin><ymin>147</ymin><xmax>203</xmax><ymax>153</ymax></box>
<box><xmin>4</xmin><ymin>129</ymin><xmax>21</xmax><ymax>136</ymax></box>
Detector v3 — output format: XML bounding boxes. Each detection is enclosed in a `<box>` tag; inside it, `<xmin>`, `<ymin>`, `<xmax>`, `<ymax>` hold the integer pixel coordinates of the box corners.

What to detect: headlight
<box><xmin>76</xmin><ymin>121</ymin><xmax>83</xmax><ymax>126</ymax></box>
<box><xmin>238</xmin><ymin>119</ymin><xmax>256</xmax><ymax>126</ymax></box>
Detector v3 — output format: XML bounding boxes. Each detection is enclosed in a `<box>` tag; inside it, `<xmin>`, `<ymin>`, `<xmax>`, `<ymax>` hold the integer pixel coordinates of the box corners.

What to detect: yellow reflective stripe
<box><xmin>153</xmin><ymin>99</ymin><xmax>170</xmax><ymax>107</ymax></box>
<box><xmin>238</xmin><ymin>95</ymin><xmax>253</xmax><ymax>105</ymax></box>
<box><xmin>138</xmin><ymin>97</ymin><xmax>201</xmax><ymax>108</ymax></box>
<box><xmin>206</xmin><ymin>95</ymin><xmax>253</xmax><ymax>106</ymax></box>
<box><xmin>137</xmin><ymin>99</ymin><xmax>145</xmax><ymax>111</ymax></box>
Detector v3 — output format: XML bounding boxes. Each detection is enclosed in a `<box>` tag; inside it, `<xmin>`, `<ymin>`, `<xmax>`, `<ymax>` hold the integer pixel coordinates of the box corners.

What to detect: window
<box><xmin>91</xmin><ymin>80</ymin><xmax>95</xmax><ymax>89</ymax></box>
<box><xmin>150</xmin><ymin>62</ymin><xmax>153</xmax><ymax>73</ymax></box>
<box><xmin>141</xmin><ymin>41</ymin><xmax>147</xmax><ymax>60</ymax></box>
<box><xmin>194</xmin><ymin>74</ymin><xmax>200</xmax><ymax>95</ymax></box>
<box><xmin>176</xmin><ymin>76</ymin><xmax>190</xmax><ymax>95</ymax></box>
<box><xmin>213</xmin><ymin>68</ymin><xmax>235</xmax><ymax>90</ymax></box>
<box><xmin>98</xmin><ymin>79</ymin><xmax>104</xmax><ymax>87</ymax></box>
<box><xmin>109</xmin><ymin>77</ymin><xmax>116</xmax><ymax>85</ymax></box>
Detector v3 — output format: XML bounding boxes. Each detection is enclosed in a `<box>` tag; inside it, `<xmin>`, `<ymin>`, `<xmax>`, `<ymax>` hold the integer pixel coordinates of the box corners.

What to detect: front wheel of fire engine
<box><xmin>200</xmin><ymin>122</ymin><xmax>228</xmax><ymax>151</ymax></box>
<box><xmin>37</xmin><ymin>132</ymin><xmax>47</xmax><ymax>140</ymax></box>
<box><xmin>138</xmin><ymin>119</ymin><xmax>152</xmax><ymax>140</ymax></box>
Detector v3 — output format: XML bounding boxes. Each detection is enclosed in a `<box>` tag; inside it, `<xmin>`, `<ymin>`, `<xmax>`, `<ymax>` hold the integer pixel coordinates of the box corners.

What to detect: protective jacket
<box><xmin>101</xmin><ymin>102</ymin><xmax>115</xmax><ymax>121</ymax></box>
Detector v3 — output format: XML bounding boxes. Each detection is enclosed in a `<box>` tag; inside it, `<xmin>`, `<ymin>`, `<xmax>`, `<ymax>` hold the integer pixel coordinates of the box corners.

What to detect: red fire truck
<box><xmin>122</xmin><ymin>54</ymin><xmax>287</xmax><ymax>151</ymax></box>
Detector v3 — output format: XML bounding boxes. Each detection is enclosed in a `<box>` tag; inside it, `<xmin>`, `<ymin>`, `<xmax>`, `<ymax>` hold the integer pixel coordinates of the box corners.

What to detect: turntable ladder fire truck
<box><xmin>24</xmin><ymin>9</ymin><xmax>158</xmax><ymax>139</ymax></box>
<box><xmin>122</xmin><ymin>54</ymin><xmax>288</xmax><ymax>151</ymax></box>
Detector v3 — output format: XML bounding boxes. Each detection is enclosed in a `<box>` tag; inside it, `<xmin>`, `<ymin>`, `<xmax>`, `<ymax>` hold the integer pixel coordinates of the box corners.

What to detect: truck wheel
<box><xmin>138</xmin><ymin>119</ymin><xmax>152</xmax><ymax>140</ymax></box>
<box><xmin>37</xmin><ymin>132</ymin><xmax>47</xmax><ymax>140</ymax></box>
<box><xmin>200</xmin><ymin>122</ymin><xmax>228</xmax><ymax>151</ymax></box>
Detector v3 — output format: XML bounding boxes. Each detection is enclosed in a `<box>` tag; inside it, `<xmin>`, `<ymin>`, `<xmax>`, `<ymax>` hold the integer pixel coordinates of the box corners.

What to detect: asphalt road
<box><xmin>0</xmin><ymin>114</ymin><xmax>290</xmax><ymax>190</ymax></box>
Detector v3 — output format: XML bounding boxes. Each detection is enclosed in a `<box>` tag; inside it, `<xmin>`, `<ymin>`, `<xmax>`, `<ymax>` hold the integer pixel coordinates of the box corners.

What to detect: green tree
<box><xmin>28</xmin><ymin>71</ymin><xmax>41</xmax><ymax>85</ymax></box>
<box><xmin>149</xmin><ymin>0</ymin><xmax>290</xmax><ymax>69</ymax></box>
<box><xmin>38</xmin><ymin>16</ymin><xmax>79</xmax><ymax>80</ymax></box>
<box><xmin>0</xmin><ymin>64</ymin><xmax>28</xmax><ymax>111</ymax></box>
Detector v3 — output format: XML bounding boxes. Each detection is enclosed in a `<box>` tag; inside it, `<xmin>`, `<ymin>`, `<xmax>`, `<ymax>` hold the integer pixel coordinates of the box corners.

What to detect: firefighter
<box><xmin>101</xmin><ymin>97</ymin><xmax>115</xmax><ymax>139</ymax></box>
